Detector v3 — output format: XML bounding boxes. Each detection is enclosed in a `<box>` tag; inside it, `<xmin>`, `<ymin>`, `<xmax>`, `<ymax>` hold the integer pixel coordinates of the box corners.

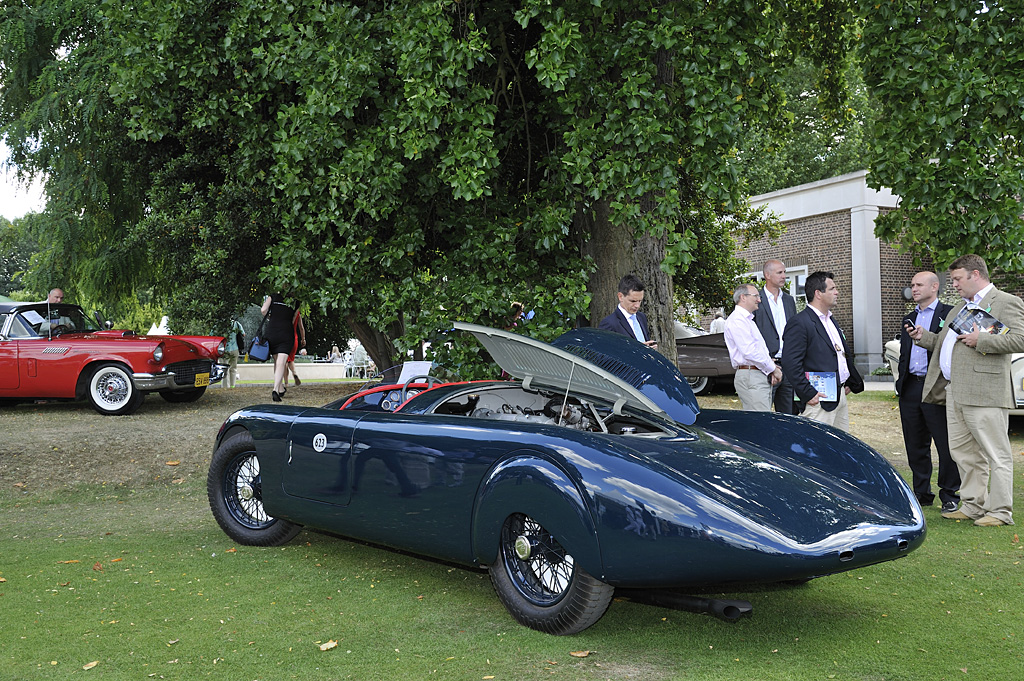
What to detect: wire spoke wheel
<box><xmin>208</xmin><ymin>432</ymin><xmax>301</xmax><ymax>546</ymax></box>
<box><xmin>489</xmin><ymin>512</ymin><xmax>613</xmax><ymax>635</ymax></box>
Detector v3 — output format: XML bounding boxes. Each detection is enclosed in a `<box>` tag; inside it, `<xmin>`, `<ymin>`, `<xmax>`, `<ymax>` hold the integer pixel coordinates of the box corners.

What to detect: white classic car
<box><xmin>884</xmin><ymin>337</ymin><xmax>1024</xmax><ymax>415</ymax></box>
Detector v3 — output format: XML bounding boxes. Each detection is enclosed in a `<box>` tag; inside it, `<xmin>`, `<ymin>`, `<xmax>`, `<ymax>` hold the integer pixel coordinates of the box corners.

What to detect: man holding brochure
<box><xmin>782</xmin><ymin>271</ymin><xmax>864</xmax><ymax>431</ymax></box>
<box><xmin>909</xmin><ymin>254</ymin><xmax>1024</xmax><ymax>526</ymax></box>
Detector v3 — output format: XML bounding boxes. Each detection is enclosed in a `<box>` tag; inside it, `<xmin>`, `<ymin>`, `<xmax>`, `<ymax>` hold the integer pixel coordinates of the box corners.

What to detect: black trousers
<box><xmin>770</xmin><ymin>362</ymin><xmax>798</xmax><ymax>415</ymax></box>
<box><xmin>898</xmin><ymin>374</ymin><xmax>961</xmax><ymax>505</ymax></box>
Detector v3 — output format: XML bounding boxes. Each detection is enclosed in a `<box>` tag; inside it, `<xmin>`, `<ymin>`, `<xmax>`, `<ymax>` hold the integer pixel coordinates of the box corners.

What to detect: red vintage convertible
<box><xmin>0</xmin><ymin>301</ymin><xmax>225</xmax><ymax>415</ymax></box>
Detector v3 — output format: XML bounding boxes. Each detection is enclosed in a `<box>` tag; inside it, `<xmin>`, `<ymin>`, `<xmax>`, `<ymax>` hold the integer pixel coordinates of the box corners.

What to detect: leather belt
<box><xmin>735</xmin><ymin>365</ymin><xmax>761</xmax><ymax>371</ymax></box>
<box><xmin>905</xmin><ymin>373</ymin><xmax>926</xmax><ymax>381</ymax></box>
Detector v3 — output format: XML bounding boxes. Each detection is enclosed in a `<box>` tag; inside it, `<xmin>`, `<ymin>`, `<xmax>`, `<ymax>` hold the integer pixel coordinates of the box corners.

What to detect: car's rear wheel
<box><xmin>686</xmin><ymin>375</ymin><xmax>715</xmax><ymax>395</ymax></box>
<box><xmin>87</xmin><ymin>363</ymin><xmax>144</xmax><ymax>415</ymax></box>
<box><xmin>488</xmin><ymin>513</ymin><xmax>613</xmax><ymax>635</ymax></box>
<box><xmin>208</xmin><ymin>431</ymin><xmax>301</xmax><ymax>546</ymax></box>
<box><xmin>160</xmin><ymin>387</ymin><xmax>207</xmax><ymax>403</ymax></box>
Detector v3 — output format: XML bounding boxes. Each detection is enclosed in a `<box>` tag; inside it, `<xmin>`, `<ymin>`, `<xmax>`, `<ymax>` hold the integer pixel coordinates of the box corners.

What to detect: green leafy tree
<box><xmin>860</xmin><ymin>1</ymin><xmax>1024</xmax><ymax>272</ymax></box>
<box><xmin>5</xmin><ymin>0</ymin><xmax>857</xmax><ymax>372</ymax></box>
<box><xmin>738</xmin><ymin>56</ymin><xmax>875</xmax><ymax>196</ymax></box>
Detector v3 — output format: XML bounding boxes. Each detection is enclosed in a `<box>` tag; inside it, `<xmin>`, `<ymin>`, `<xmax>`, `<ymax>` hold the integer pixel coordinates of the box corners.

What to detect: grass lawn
<box><xmin>2</xmin><ymin>392</ymin><xmax>1024</xmax><ymax>680</ymax></box>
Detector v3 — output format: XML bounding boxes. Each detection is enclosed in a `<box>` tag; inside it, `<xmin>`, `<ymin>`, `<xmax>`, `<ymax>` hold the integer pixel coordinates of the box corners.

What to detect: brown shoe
<box><xmin>941</xmin><ymin>509</ymin><xmax>971</xmax><ymax>520</ymax></box>
<box><xmin>974</xmin><ymin>515</ymin><xmax>1007</xmax><ymax>527</ymax></box>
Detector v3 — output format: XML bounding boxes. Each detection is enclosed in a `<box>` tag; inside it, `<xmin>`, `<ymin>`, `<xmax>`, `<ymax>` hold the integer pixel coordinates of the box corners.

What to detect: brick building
<box><xmin>735</xmin><ymin>171</ymin><xmax>931</xmax><ymax>376</ymax></box>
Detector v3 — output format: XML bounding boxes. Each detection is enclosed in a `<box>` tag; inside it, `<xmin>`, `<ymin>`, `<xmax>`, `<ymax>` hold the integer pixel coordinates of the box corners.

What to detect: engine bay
<box><xmin>433</xmin><ymin>385</ymin><xmax>668</xmax><ymax>436</ymax></box>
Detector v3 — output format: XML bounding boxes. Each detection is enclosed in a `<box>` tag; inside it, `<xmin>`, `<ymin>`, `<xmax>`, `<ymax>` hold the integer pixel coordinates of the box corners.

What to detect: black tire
<box><xmin>87</xmin><ymin>362</ymin><xmax>144</xmax><ymax>415</ymax></box>
<box><xmin>207</xmin><ymin>431</ymin><xmax>301</xmax><ymax>546</ymax></box>
<box><xmin>488</xmin><ymin>513</ymin><xmax>613</xmax><ymax>635</ymax></box>
<box><xmin>686</xmin><ymin>375</ymin><xmax>715</xmax><ymax>396</ymax></box>
<box><xmin>160</xmin><ymin>387</ymin><xmax>207</xmax><ymax>403</ymax></box>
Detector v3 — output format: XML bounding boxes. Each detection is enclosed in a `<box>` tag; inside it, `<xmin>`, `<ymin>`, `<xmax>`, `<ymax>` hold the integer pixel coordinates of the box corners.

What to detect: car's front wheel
<box><xmin>87</xmin><ymin>363</ymin><xmax>144</xmax><ymax>415</ymax></box>
<box><xmin>208</xmin><ymin>431</ymin><xmax>301</xmax><ymax>546</ymax></box>
<box><xmin>488</xmin><ymin>513</ymin><xmax>613</xmax><ymax>635</ymax></box>
<box><xmin>160</xmin><ymin>387</ymin><xmax>207</xmax><ymax>403</ymax></box>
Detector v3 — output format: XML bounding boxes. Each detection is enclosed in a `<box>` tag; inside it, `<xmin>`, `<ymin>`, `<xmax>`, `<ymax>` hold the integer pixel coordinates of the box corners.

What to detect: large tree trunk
<box><xmin>584</xmin><ymin>45</ymin><xmax>676</xmax><ymax>363</ymax></box>
<box><xmin>584</xmin><ymin>204</ymin><xmax>675</xmax><ymax>363</ymax></box>
<box><xmin>345</xmin><ymin>314</ymin><xmax>403</xmax><ymax>381</ymax></box>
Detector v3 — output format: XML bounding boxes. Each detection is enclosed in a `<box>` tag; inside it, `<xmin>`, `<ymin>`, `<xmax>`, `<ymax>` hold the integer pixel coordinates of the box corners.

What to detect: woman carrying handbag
<box><xmin>261</xmin><ymin>291</ymin><xmax>301</xmax><ymax>402</ymax></box>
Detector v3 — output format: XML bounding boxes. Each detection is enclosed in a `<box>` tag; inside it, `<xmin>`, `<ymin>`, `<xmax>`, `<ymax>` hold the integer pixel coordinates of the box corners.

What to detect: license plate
<box><xmin>195</xmin><ymin>372</ymin><xmax>210</xmax><ymax>388</ymax></box>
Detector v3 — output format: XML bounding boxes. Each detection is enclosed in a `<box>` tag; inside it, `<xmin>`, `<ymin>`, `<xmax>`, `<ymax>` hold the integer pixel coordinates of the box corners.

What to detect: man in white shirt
<box><xmin>723</xmin><ymin>284</ymin><xmax>782</xmax><ymax>411</ymax></box>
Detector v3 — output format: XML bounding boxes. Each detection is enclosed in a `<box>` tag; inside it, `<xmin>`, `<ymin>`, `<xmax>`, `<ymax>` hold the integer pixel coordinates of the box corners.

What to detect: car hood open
<box><xmin>454</xmin><ymin>322</ymin><xmax>699</xmax><ymax>425</ymax></box>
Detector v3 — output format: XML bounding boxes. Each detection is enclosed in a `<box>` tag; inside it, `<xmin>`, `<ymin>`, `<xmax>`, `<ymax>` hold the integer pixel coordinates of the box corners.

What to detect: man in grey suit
<box><xmin>909</xmin><ymin>254</ymin><xmax>1024</xmax><ymax>526</ymax></box>
<box><xmin>753</xmin><ymin>259</ymin><xmax>798</xmax><ymax>414</ymax></box>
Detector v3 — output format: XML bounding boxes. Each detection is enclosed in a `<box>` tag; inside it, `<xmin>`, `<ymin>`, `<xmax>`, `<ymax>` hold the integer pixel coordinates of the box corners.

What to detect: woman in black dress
<box><xmin>260</xmin><ymin>292</ymin><xmax>300</xmax><ymax>401</ymax></box>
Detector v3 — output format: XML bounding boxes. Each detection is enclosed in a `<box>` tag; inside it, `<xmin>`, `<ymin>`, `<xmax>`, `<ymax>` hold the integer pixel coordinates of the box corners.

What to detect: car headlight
<box><xmin>217</xmin><ymin>340</ymin><xmax>226</xmax><ymax>357</ymax></box>
<box><xmin>152</xmin><ymin>343</ymin><xmax>164</xmax><ymax>363</ymax></box>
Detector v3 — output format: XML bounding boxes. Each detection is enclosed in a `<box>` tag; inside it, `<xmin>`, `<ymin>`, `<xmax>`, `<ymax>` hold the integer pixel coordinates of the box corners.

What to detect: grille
<box><xmin>166</xmin><ymin>360</ymin><xmax>214</xmax><ymax>387</ymax></box>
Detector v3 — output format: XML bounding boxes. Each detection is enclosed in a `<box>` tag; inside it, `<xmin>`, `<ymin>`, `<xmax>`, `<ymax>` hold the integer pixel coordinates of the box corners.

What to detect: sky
<box><xmin>1</xmin><ymin>142</ymin><xmax>46</xmax><ymax>221</ymax></box>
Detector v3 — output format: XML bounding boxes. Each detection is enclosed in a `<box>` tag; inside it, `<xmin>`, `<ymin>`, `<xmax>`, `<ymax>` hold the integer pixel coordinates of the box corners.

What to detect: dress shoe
<box><xmin>941</xmin><ymin>500</ymin><xmax>959</xmax><ymax>514</ymax></box>
<box><xmin>272</xmin><ymin>390</ymin><xmax>282</xmax><ymax>402</ymax></box>
<box><xmin>941</xmin><ymin>508</ymin><xmax>971</xmax><ymax>520</ymax></box>
<box><xmin>974</xmin><ymin>515</ymin><xmax>1008</xmax><ymax>527</ymax></box>
<box><xmin>916</xmin><ymin>495</ymin><xmax>934</xmax><ymax>507</ymax></box>
<box><xmin>294</xmin><ymin>375</ymin><xmax>301</xmax><ymax>386</ymax></box>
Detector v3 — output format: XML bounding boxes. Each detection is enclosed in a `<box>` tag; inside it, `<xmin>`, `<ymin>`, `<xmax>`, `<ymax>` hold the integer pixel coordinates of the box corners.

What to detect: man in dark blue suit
<box><xmin>897</xmin><ymin>271</ymin><xmax>959</xmax><ymax>510</ymax></box>
<box><xmin>752</xmin><ymin>259</ymin><xmax>799</xmax><ymax>414</ymax></box>
<box><xmin>598</xmin><ymin>274</ymin><xmax>657</xmax><ymax>348</ymax></box>
<box><xmin>782</xmin><ymin>271</ymin><xmax>864</xmax><ymax>431</ymax></box>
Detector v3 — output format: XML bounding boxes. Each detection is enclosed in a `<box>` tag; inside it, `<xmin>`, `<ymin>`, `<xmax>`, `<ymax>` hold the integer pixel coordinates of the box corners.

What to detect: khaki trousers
<box><xmin>945</xmin><ymin>387</ymin><xmax>1014</xmax><ymax>524</ymax></box>
<box><xmin>801</xmin><ymin>390</ymin><xmax>850</xmax><ymax>432</ymax></box>
<box><xmin>734</xmin><ymin>368</ymin><xmax>772</xmax><ymax>411</ymax></box>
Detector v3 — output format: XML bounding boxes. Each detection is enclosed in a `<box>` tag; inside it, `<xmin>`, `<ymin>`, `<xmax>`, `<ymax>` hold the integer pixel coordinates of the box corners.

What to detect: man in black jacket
<box><xmin>598</xmin><ymin>274</ymin><xmax>657</xmax><ymax>349</ymax></box>
<box><xmin>752</xmin><ymin>259</ymin><xmax>798</xmax><ymax>413</ymax></box>
<box><xmin>896</xmin><ymin>271</ymin><xmax>959</xmax><ymax>511</ymax></box>
<box><xmin>782</xmin><ymin>271</ymin><xmax>864</xmax><ymax>431</ymax></box>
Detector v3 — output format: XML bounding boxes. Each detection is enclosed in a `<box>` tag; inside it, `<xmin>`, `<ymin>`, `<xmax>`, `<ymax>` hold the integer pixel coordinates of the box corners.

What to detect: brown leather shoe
<box><xmin>974</xmin><ymin>515</ymin><xmax>1007</xmax><ymax>527</ymax></box>
<box><xmin>941</xmin><ymin>509</ymin><xmax>971</xmax><ymax>520</ymax></box>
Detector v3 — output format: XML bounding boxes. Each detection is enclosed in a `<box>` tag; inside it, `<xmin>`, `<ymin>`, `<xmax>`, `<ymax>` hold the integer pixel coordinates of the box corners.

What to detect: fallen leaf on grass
<box><xmin>167</xmin><ymin>639</ymin><xmax>179</xmax><ymax>646</ymax></box>
<box><xmin>165</xmin><ymin>461</ymin><xmax>180</xmax><ymax>466</ymax></box>
<box><xmin>14</xmin><ymin>482</ymin><xmax>25</xmax><ymax>488</ymax></box>
<box><xmin>0</xmin><ymin>577</ymin><xmax>6</xmax><ymax>583</ymax></box>
<box><xmin>83</xmin><ymin>661</ymin><xmax>99</xmax><ymax>670</ymax></box>
<box><xmin>58</xmin><ymin>560</ymin><xmax>80</xmax><ymax>564</ymax></box>
<box><xmin>319</xmin><ymin>640</ymin><xmax>338</xmax><ymax>651</ymax></box>
<box><xmin>225</xmin><ymin>548</ymin><xmax>237</xmax><ymax>553</ymax></box>
<box><xmin>570</xmin><ymin>651</ymin><xmax>591</xmax><ymax>658</ymax></box>
<box><xmin>171</xmin><ymin>478</ymin><xmax>185</xmax><ymax>484</ymax></box>
<box><xmin>93</xmin><ymin>562</ymin><xmax>103</xmax><ymax>572</ymax></box>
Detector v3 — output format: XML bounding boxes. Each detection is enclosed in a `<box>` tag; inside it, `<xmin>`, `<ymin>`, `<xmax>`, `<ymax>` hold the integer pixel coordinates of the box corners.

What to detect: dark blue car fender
<box><xmin>471</xmin><ymin>451</ymin><xmax>603</xmax><ymax>576</ymax></box>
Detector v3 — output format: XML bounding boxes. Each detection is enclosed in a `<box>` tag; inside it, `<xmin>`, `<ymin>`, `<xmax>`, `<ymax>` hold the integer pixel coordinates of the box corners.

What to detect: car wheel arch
<box><xmin>471</xmin><ymin>451</ymin><xmax>603</xmax><ymax>578</ymax></box>
<box><xmin>74</xmin><ymin>358</ymin><xmax>133</xmax><ymax>400</ymax></box>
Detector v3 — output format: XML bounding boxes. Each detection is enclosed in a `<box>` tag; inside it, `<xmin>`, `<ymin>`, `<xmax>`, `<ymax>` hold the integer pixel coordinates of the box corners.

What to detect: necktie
<box><xmin>630</xmin><ymin>315</ymin><xmax>644</xmax><ymax>342</ymax></box>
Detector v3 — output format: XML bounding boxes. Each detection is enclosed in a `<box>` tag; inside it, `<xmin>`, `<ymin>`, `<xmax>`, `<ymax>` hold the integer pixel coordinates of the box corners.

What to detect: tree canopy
<box><xmin>8</xmin><ymin>1</ymin><xmax>1019</xmax><ymax>371</ymax></box>
<box><xmin>860</xmin><ymin>1</ymin><xmax>1024</xmax><ymax>272</ymax></box>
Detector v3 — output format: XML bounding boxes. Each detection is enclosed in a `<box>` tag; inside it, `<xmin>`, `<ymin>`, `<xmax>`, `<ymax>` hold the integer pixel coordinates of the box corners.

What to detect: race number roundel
<box><xmin>312</xmin><ymin>433</ymin><xmax>328</xmax><ymax>453</ymax></box>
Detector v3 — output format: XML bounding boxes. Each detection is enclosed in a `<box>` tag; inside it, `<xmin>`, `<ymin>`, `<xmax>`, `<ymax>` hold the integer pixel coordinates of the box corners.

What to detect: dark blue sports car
<box><xmin>208</xmin><ymin>322</ymin><xmax>925</xmax><ymax>634</ymax></box>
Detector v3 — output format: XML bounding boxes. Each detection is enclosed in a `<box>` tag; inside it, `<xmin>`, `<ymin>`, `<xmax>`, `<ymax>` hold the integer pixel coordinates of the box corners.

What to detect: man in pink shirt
<box><xmin>723</xmin><ymin>284</ymin><xmax>782</xmax><ymax>411</ymax></box>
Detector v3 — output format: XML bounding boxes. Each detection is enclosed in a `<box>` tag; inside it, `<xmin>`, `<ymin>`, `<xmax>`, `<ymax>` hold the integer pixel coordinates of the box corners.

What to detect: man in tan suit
<box><xmin>909</xmin><ymin>254</ymin><xmax>1024</xmax><ymax>526</ymax></box>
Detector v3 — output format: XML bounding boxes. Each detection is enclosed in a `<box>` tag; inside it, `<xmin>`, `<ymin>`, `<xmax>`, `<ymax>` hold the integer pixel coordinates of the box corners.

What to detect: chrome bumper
<box><xmin>133</xmin><ymin>363</ymin><xmax>225</xmax><ymax>391</ymax></box>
